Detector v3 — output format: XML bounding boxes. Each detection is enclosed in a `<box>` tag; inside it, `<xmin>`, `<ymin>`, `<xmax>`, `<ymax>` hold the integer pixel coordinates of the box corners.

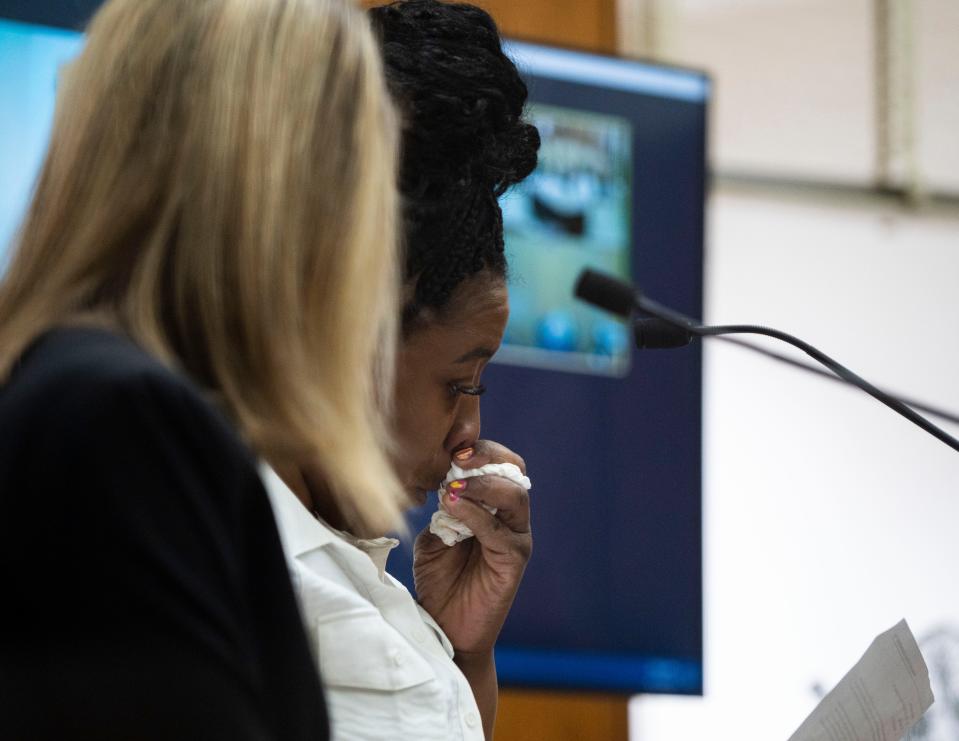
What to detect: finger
<box><xmin>452</xmin><ymin>439</ymin><xmax>526</xmax><ymax>474</ymax></box>
<box><xmin>440</xmin><ymin>491</ymin><xmax>510</xmax><ymax>546</ymax></box>
<box><xmin>446</xmin><ymin>475</ymin><xmax>530</xmax><ymax>534</ymax></box>
<box><xmin>414</xmin><ymin>523</ymin><xmax>446</xmax><ymax>553</ymax></box>
<box><xmin>442</xmin><ymin>493</ymin><xmax>532</xmax><ymax>563</ymax></box>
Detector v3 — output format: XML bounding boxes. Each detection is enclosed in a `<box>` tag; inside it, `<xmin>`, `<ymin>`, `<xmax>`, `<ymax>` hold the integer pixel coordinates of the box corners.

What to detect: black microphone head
<box><xmin>634</xmin><ymin>318</ymin><xmax>693</xmax><ymax>349</ymax></box>
<box><xmin>573</xmin><ymin>269</ymin><xmax>637</xmax><ymax>318</ymax></box>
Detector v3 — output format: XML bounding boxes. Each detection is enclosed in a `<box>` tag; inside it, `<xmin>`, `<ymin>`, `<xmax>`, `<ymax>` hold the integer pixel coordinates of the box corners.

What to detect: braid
<box><xmin>368</xmin><ymin>0</ymin><xmax>539</xmax><ymax>327</ymax></box>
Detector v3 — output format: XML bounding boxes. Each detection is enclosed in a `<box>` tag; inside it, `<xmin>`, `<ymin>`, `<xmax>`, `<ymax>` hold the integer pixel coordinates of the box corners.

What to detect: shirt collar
<box><xmin>333</xmin><ymin>529</ymin><xmax>401</xmax><ymax>575</ymax></box>
<box><xmin>259</xmin><ymin>463</ymin><xmax>399</xmax><ymax>576</ymax></box>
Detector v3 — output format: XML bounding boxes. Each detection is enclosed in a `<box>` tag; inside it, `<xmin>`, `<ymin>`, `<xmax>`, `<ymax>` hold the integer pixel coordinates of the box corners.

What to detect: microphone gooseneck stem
<box><xmin>576</xmin><ymin>267</ymin><xmax>959</xmax><ymax>452</ymax></box>
<box><xmin>635</xmin><ymin>299</ymin><xmax>959</xmax><ymax>454</ymax></box>
<box><xmin>711</xmin><ymin>325</ymin><xmax>959</xmax><ymax>452</ymax></box>
<box><xmin>713</xmin><ymin>334</ymin><xmax>959</xmax><ymax>427</ymax></box>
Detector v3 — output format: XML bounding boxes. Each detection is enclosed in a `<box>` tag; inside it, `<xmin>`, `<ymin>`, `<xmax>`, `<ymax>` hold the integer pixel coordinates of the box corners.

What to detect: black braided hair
<box><xmin>368</xmin><ymin>0</ymin><xmax>540</xmax><ymax>329</ymax></box>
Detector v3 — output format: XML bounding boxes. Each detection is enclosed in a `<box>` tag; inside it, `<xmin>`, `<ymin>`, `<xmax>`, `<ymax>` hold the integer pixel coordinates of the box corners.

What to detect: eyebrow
<box><xmin>452</xmin><ymin>347</ymin><xmax>496</xmax><ymax>364</ymax></box>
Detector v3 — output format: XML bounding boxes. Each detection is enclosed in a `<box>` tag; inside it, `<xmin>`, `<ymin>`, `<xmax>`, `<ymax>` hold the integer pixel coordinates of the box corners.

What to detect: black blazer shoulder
<box><xmin>0</xmin><ymin>327</ymin><xmax>329</xmax><ymax>741</ymax></box>
<box><xmin>1</xmin><ymin>327</ymin><xmax>251</xmax><ymax>478</ymax></box>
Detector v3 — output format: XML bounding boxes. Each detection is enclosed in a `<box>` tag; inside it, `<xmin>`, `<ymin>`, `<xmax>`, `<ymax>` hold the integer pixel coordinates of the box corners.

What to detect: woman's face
<box><xmin>392</xmin><ymin>273</ymin><xmax>509</xmax><ymax>504</ymax></box>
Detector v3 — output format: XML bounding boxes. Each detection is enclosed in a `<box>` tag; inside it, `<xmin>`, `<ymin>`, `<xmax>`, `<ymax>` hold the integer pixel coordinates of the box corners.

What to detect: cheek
<box><xmin>391</xmin><ymin>387</ymin><xmax>456</xmax><ymax>482</ymax></box>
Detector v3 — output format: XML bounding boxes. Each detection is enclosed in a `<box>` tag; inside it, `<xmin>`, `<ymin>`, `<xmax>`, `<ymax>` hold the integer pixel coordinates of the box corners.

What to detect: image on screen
<box><xmin>499</xmin><ymin>103</ymin><xmax>633</xmax><ymax>377</ymax></box>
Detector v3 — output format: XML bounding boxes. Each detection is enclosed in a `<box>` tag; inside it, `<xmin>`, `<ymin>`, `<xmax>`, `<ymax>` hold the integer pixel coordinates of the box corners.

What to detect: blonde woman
<box><xmin>0</xmin><ymin>0</ymin><xmax>404</xmax><ymax>738</ymax></box>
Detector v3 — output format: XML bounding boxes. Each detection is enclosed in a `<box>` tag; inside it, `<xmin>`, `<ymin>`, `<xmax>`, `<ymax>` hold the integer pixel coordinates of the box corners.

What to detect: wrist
<box><xmin>454</xmin><ymin>648</ymin><xmax>498</xmax><ymax>740</ymax></box>
<box><xmin>453</xmin><ymin>647</ymin><xmax>495</xmax><ymax>672</ymax></box>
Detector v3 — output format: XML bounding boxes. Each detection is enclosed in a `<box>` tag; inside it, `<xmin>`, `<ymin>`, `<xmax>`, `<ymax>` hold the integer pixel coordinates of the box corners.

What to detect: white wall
<box><xmin>630</xmin><ymin>185</ymin><xmax>959</xmax><ymax>740</ymax></box>
<box><xmin>621</xmin><ymin>0</ymin><xmax>959</xmax><ymax>735</ymax></box>
<box><xmin>671</xmin><ymin>0</ymin><xmax>959</xmax><ymax>193</ymax></box>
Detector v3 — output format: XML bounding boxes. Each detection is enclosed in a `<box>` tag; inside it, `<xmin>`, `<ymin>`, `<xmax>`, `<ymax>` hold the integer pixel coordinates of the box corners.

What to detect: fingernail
<box><xmin>447</xmin><ymin>479</ymin><xmax>468</xmax><ymax>492</ymax></box>
<box><xmin>454</xmin><ymin>447</ymin><xmax>474</xmax><ymax>461</ymax></box>
<box><xmin>447</xmin><ymin>491</ymin><xmax>459</xmax><ymax>503</ymax></box>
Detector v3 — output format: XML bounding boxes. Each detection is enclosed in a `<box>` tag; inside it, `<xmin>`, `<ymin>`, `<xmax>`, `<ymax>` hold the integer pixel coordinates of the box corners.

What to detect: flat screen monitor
<box><xmin>0</xmin><ymin>5</ymin><xmax>708</xmax><ymax>696</ymax></box>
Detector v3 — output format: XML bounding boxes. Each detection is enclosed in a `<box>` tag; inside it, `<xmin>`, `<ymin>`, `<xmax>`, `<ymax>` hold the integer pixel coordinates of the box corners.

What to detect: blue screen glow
<box><xmin>0</xmin><ymin>19</ymin><xmax>83</xmax><ymax>269</ymax></box>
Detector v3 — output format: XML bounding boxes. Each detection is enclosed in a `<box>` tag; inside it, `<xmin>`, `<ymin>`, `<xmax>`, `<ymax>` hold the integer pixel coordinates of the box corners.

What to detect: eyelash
<box><xmin>449</xmin><ymin>382</ymin><xmax>487</xmax><ymax>397</ymax></box>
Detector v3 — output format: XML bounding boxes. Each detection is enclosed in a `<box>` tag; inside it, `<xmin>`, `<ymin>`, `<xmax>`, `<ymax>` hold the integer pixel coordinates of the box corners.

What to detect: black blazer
<box><xmin>0</xmin><ymin>327</ymin><xmax>328</xmax><ymax>741</ymax></box>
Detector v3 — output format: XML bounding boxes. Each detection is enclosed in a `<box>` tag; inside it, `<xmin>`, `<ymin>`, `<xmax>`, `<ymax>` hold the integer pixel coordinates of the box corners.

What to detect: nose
<box><xmin>444</xmin><ymin>393</ymin><xmax>481</xmax><ymax>455</ymax></box>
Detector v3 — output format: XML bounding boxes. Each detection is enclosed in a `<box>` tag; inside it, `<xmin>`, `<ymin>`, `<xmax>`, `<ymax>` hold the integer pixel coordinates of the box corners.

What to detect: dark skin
<box><xmin>395</xmin><ymin>272</ymin><xmax>532</xmax><ymax>740</ymax></box>
<box><xmin>281</xmin><ymin>271</ymin><xmax>531</xmax><ymax>739</ymax></box>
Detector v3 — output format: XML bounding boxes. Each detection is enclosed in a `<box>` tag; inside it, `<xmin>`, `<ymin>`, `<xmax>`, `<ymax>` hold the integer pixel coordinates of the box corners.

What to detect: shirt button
<box><xmin>413</xmin><ymin>627</ymin><xmax>427</xmax><ymax>643</ymax></box>
<box><xmin>465</xmin><ymin>711</ymin><xmax>479</xmax><ymax>728</ymax></box>
<box><xmin>390</xmin><ymin>650</ymin><xmax>404</xmax><ymax>667</ymax></box>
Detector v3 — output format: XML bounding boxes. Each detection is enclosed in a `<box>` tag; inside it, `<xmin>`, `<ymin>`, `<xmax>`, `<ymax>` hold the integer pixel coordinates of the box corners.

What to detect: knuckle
<box><xmin>463</xmin><ymin>476</ymin><xmax>489</xmax><ymax>496</ymax></box>
<box><xmin>480</xmin><ymin>516</ymin><xmax>503</xmax><ymax>537</ymax></box>
<box><xmin>500</xmin><ymin>484</ymin><xmax>528</xmax><ymax>511</ymax></box>
<box><xmin>512</xmin><ymin>536</ymin><xmax>533</xmax><ymax>561</ymax></box>
<box><xmin>471</xmin><ymin>440</ymin><xmax>527</xmax><ymax>476</ymax></box>
<box><xmin>513</xmin><ymin>453</ymin><xmax>527</xmax><ymax>474</ymax></box>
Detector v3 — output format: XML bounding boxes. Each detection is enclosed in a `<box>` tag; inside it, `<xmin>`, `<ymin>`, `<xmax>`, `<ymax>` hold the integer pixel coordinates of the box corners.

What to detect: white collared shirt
<box><xmin>259</xmin><ymin>465</ymin><xmax>485</xmax><ymax>741</ymax></box>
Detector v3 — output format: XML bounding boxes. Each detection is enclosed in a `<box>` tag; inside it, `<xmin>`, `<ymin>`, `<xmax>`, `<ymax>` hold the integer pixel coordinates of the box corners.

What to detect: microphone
<box><xmin>573</xmin><ymin>268</ymin><xmax>959</xmax><ymax>454</ymax></box>
<box><xmin>574</xmin><ymin>270</ymin><xmax>636</xmax><ymax>319</ymax></box>
<box><xmin>576</xmin><ymin>269</ymin><xmax>697</xmax><ymax>328</ymax></box>
<box><xmin>635</xmin><ymin>318</ymin><xmax>693</xmax><ymax>349</ymax></box>
<box><xmin>575</xmin><ymin>269</ymin><xmax>694</xmax><ymax>348</ymax></box>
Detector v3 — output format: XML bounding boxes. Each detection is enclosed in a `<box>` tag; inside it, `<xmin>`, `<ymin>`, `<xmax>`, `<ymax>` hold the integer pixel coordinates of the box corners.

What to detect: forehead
<box><xmin>402</xmin><ymin>274</ymin><xmax>509</xmax><ymax>356</ymax></box>
<box><xmin>443</xmin><ymin>274</ymin><xmax>509</xmax><ymax>322</ymax></box>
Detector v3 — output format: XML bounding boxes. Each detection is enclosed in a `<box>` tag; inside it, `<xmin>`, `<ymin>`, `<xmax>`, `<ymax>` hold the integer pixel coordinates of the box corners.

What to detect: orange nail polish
<box><xmin>448</xmin><ymin>479</ymin><xmax>467</xmax><ymax>491</ymax></box>
<box><xmin>454</xmin><ymin>448</ymin><xmax>474</xmax><ymax>461</ymax></box>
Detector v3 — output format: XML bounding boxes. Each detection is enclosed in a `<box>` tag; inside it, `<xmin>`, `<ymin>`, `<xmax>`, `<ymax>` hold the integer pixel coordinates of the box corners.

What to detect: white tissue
<box><xmin>428</xmin><ymin>461</ymin><xmax>531</xmax><ymax>546</ymax></box>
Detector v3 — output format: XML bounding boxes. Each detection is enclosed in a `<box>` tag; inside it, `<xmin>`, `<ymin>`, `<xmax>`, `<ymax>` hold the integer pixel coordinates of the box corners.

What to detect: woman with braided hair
<box><xmin>260</xmin><ymin>1</ymin><xmax>540</xmax><ymax>739</ymax></box>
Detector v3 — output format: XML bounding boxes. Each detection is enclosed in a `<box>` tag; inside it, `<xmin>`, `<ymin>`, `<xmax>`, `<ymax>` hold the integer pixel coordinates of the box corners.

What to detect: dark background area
<box><xmin>0</xmin><ymin>0</ymin><xmax>102</xmax><ymax>30</ymax></box>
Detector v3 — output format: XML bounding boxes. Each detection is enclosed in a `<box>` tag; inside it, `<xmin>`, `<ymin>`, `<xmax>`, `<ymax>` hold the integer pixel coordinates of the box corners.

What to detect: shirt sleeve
<box><xmin>0</xmin><ymin>366</ymin><xmax>328</xmax><ymax>741</ymax></box>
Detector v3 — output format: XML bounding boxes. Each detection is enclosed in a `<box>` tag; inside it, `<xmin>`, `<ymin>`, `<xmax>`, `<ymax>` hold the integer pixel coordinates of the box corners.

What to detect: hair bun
<box><xmin>371</xmin><ymin>0</ymin><xmax>540</xmax><ymax>200</ymax></box>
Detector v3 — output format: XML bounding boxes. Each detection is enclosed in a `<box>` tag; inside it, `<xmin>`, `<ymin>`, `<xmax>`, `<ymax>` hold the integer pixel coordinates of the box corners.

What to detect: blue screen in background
<box><xmin>0</xmin><ymin>19</ymin><xmax>82</xmax><ymax>270</ymax></box>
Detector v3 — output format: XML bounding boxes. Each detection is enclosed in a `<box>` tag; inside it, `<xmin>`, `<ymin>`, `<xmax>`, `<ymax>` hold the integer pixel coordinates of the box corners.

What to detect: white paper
<box><xmin>787</xmin><ymin>620</ymin><xmax>934</xmax><ymax>741</ymax></box>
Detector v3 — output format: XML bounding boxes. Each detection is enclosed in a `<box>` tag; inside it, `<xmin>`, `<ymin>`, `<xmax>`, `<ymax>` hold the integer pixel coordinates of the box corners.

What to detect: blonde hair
<box><xmin>0</xmin><ymin>0</ymin><xmax>407</xmax><ymax>534</ymax></box>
